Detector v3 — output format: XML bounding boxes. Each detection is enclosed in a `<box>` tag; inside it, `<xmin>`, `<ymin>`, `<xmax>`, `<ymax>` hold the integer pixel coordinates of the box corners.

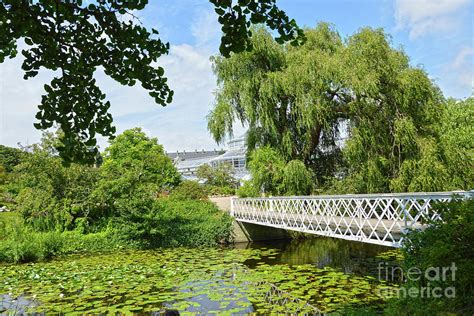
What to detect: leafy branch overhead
<box><xmin>0</xmin><ymin>0</ymin><xmax>304</xmax><ymax>164</ymax></box>
<box><xmin>210</xmin><ymin>0</ymin><xmax>305</xmax><ymax>56</ymax></box>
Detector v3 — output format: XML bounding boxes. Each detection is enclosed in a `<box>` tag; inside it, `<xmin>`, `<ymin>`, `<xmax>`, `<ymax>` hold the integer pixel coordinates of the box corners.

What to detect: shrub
<box><xmin>196</xmin><ymin>162</ymin><xmax>238</xmax><ymax>188</ymax></box>
<box><xmin>113</xmin><ymin>199</ymin><xmax>234</xmax><ymax>248</ymax></box>
<box><xmin>170</xmin><ymin>181</ymin><xmax>208</xmax><ymax>201</ymax></box>
<box><xmin>0</xmin><ymin>144</ymin><xmax>26</xmax><ymax>172</ymax></box>
<box><xmin>247</xmin><ymin>146</ymin><xmax>286</xmax><ymax>195</ymax></box>
<box><xmin>0</xmin><ymin>214</ymin><xmax>65</xmax><ymax>263</ymax></box>
<box><xmin>236</xmin><ymin>180</ymin><xmax>259</xmax><ymax>197</ymax></box>
<box><xmin>205</xmin><ymin>185</ymin><xmax>235</xmax><ymax>196</ymax></box>
<box><xmin>245</xmin><ymin>147</ymin><xmax>315</xmax><ymax>196</ymax></box>
<box><xmin>12</xmin><ymin>147</ymin><xmax>99</xmax><ymax>231</ymax></box>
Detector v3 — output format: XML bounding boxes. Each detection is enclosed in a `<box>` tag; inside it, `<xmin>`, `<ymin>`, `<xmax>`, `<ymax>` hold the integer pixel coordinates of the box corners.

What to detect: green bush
<box><xmin>60</xmin><ymin>230</ymin><xmax>135</xmax><ymax>254</ymax></box>
<box><xmin>12</xmin><ymin>148</ymin><xmax>100</xmax><ymax>231</ymax></box>
<box><xmin>247</xmin><ymin>146</ymin><xmax>286</xmax><ymax>195</ymax></box>
<box><xmin>112</xmin><ymin>199</ymin><xmax>233</xmax><ymax>248</ymax></box>
<box><xmin>236</xmin><ymin>180</ymin><xmax>259</xmax><ymax>197</ymax></box>
<box><xmin>0</xmin><ymin>213</ymin><xmax>64</xmax><ymax>263</ymax></box>
<box><xmin>0</xmin><ymin>144</ymin><xmax>26</xmax><ymax>172</ymax></box>
<box><xmin>169</xmin><ymin>181</ymin><xmax>208</xmax><ymax>200</ymax></box>
<box><xmin>0</xmin><ymin>230</ymin><xmax>132</xmax><ymax>264</ymax></box>
<box><xmin>245</xmin><ymin>147</ymin><xmax>315</xmax><ymax>196</ymax></box>
<box><xmin>386</xmin><ymin>197</ymin><xmax>474</xmax><ymax>315</ymax></box>
<box><xmin>205</xmin><ymin>184</ymin><xmax>235</xmax><ymax>196</ymax></box>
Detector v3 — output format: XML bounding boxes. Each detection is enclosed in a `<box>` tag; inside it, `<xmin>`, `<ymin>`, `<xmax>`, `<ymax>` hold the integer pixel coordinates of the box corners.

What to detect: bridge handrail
<box><xmin>234</xmin><ymin>190</ymin><xmax>473</xmax><ymax>201</ymax></box>
<box><xmin>230</xmin><ymin>190</ymin><xmax>472</xmax><ymax>247</ymax></box>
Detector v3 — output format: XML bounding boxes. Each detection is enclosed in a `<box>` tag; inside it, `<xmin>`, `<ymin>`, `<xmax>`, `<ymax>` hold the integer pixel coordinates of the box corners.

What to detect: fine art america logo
<box><xmin>377</xmin><ymin>262</ymin><xmax>457</xmax><ymax>298</ymax></box>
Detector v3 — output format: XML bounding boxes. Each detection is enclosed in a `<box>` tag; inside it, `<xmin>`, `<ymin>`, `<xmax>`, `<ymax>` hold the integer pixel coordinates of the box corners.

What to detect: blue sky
<box><xmin>0</xmin><ymin>0</ymin><xmax>472</xmax><ymax>151</ymax></box>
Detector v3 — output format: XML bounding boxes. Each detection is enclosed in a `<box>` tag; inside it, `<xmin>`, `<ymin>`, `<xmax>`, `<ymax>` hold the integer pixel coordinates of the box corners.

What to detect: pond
<box><xmin>0</xmin><ymin>237</ymin><xmax>400</xmax><ymax>314</ymax></box>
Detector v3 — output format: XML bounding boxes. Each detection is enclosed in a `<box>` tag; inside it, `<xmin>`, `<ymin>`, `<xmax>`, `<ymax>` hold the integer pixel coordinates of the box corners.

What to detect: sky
<box><xmin>0</xmin><ymin>0</ymin><xmax>472</xmax><ymax>152</ymax></box>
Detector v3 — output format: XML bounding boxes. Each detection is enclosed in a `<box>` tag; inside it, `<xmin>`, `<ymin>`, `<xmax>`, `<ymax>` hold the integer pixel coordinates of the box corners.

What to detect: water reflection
<box><xmin>243</xmin><ymin>236</ymin><xmax>391</xmax><ymax>275</ymax></box>
<box><xmin>0</xmin><ymin>294</ymin><xmax>38</xmax><ymax>314</ymax></box>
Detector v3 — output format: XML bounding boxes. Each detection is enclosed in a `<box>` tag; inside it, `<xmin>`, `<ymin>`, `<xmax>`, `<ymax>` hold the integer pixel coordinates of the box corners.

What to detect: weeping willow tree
<box><xmin>208</xmin><ymin>24</ymin><xmax>348</xmax><ymax>183</ymax></box>
<box><xmin>207</xmin><ymin>23</ymin><xmax>470</xmax><ymax>193</ymax></box>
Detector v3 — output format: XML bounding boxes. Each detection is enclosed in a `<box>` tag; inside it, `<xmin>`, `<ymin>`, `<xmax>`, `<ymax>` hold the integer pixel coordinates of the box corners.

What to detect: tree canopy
<box><xmin>0</xmin><ymin>0</ymin><xmax>303</xmax><ymax>164</ymax></box>
<box><xmin>386</xmin><ymin>97</ymin><xmax>473</xmax><ymax>193</ymax></box>
<box><xmin>11</xmin><ymin>135</ymin><xmax>99</xmax><ymax>230</ymax></box>
<box><xmin>208</xmin><ymin>23</ymin><xmax>469</xmax><ymax>193</ymax></box>
<box><xmin>93</xmin><ymin>127</ymin><xmax>181</xmax><ymax>215</ymax></box>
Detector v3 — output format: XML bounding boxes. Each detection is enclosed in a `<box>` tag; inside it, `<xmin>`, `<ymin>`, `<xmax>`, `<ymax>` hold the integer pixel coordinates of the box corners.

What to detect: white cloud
<box><xmin>0</xmin><ymin>48</ymin><xmax>56</xmax><ymax>147</ymax></box>
<box><xmin>191</xmin><ymin>9</ymin><xmax>221</xmax><ymax>48</ymax></box>
<box><xmin>394</xmin><ymin>0</ymin><xmax>470</xmax><ymax>39</ymax></box>
<box><xmin>443</xmin><ymin>47</ymin><xmax>474</xmax><ymax>94</ymax></box>
<box><xmin>451</xmin><ymin>47</ymin><xmax>474</xmax><ymax>69</ymax></box>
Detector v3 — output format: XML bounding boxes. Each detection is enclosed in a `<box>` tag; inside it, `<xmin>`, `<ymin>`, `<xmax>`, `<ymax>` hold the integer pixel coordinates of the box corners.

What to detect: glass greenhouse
<box><xmin>168</xmin><ymin>134</ymin><xmax>250</xmax><ymax>181</ymax></box>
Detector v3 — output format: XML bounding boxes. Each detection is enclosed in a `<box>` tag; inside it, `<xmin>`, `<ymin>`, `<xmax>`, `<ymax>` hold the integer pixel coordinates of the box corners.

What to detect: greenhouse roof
<box><xmin>211</xmin><ymin>148</ymin><xmax>246</xmax><ymax>161</ymax></box>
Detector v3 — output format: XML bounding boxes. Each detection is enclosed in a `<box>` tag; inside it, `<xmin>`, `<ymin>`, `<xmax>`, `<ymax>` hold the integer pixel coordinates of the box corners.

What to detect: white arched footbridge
<box><xmin>230</xmin><ymin>191</ymin><xmax>472</xmax><ymax>247</ymax></box>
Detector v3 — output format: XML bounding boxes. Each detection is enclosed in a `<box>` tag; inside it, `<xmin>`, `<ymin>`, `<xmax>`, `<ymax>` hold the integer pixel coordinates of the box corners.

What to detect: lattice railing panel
<box><xmin>231</xmin><ymin>191</ymin><xmax>472</xmax><ymax>247</ymax></box>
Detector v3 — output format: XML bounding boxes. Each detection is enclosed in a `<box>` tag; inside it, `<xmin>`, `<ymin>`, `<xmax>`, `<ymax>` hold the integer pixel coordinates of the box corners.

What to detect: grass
<box><xmin>0</xmin><ymin>212</ymin><xmax>132</xmax><ymax>263</ymax></box>
<box><xmin>0</xmin><ymin>211</ymin><xmax>21</xmax><ymax>241</ymax></box>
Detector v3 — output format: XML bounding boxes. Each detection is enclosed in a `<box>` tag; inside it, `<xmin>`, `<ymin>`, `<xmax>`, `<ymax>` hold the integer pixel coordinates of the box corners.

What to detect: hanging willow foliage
<box><xmin>208</xmin><ymin>23</ymin><xmax>471</xmax><ymax>193</ymax></box>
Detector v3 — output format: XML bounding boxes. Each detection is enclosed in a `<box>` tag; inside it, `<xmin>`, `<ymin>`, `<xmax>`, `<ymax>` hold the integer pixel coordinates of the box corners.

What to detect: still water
<box><xmin>0</xmin><ymin>237</ymin><xmax>399</xmax><ymax>314</ymax></box>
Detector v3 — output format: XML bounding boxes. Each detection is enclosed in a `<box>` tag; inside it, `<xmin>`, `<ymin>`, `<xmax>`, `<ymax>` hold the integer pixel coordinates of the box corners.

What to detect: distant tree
<box><xmin>196</xmin><ymin>162</ymin><xmax>237</xmax><ymax>188</ymax></box>
<box><xmin>196</xmin><ymin>164</ymin><xmax>215</xmax><ymax>184</ymax></box>
<box><xmin>0</xmin><ymin>145</ymin><xmax>28</xmax><ymax>204</ymax></box>
<box><xmin>93</xmin><ymin>128</ymin><xmax>181</xmax><ymax>216</ymax></box>
<box><xmin>208</xmin><ymin>23</ymin><xmax>446</xmax><ymax>193</ymax></box>
<box><xmin>1</xmin><ymin>0</ymin><xmax>303</xmax><ymax>164</ymax></box>
<box><xmin>0</xmin><ymin>145</ymin><xmax>26</xmax><ymax>172</ymax></box>
<box><xmin>170</xmin><ymin>181</ymin><xmax>208</xmax><ymax>201</ymax></box>
<box><xmin>236</xmin><ymin>180</ymin><xmax>259</xmax><ymax>198</ymax></box>
<box><xmin>0</xmin><ymin>166</ymin><xmax>7</xmax><ymax>186</ymax></box>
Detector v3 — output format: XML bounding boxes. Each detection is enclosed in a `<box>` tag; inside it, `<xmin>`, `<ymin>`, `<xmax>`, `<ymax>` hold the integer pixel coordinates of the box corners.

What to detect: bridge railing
<box><xmin>231</xmin><ymin>191</ymin><xmax>472</xmax><ymax>247</ymax></box>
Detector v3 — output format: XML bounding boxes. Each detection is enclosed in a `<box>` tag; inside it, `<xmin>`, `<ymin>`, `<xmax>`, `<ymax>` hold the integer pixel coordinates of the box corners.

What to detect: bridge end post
<box><xmin>230</xmin><ymin>196</ymin><xmax>235</xmax><ymax>217</ymax></box>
